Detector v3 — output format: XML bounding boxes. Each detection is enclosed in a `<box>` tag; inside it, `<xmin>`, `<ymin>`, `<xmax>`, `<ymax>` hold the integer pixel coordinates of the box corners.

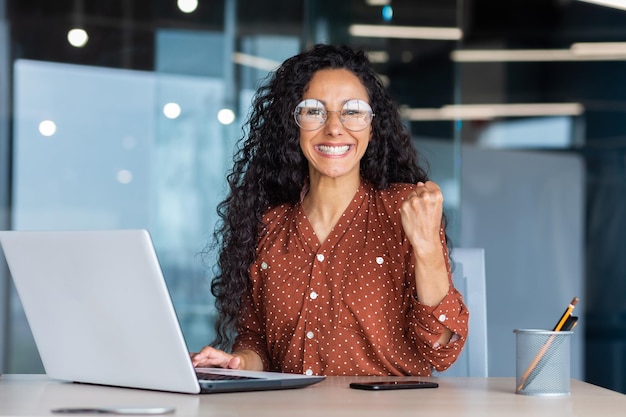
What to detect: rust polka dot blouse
<box><xmin>233</xmin><ymin>181</ymin><xmax>469</xmax><ymax>376</ymax></box>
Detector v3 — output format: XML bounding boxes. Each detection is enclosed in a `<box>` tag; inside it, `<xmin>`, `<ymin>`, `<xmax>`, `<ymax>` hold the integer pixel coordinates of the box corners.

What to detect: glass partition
<box><xmin>452</xmin><ymin>0</ymin><xmax>626</xmax><ymax>391</ymax></box>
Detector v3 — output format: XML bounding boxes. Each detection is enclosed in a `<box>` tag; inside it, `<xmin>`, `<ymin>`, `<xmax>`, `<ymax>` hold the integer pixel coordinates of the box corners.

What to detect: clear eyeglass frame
<box><xmin>293</xmin><ymin>98</ymin><xmax>375</xmax><ymax>132</ymax></box>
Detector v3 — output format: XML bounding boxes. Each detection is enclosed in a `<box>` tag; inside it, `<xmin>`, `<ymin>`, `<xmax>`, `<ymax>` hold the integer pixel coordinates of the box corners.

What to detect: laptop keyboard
<box><xmin>196</xmin><ymin>371</ymin><xmax>260</xmax><ymax>381</ymax></box>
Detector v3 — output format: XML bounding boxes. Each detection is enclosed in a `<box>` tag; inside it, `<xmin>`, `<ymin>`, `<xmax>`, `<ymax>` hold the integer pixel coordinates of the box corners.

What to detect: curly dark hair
<box><xmin>209</xmin><ymin>44</ymin><xmax>436</xmax><ymax>350</ymax></box>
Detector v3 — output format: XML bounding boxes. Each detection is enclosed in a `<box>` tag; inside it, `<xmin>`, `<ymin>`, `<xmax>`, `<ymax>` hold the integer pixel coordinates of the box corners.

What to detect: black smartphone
<box><xmin>349</xmin><ymin>380</ymin><xmax>439</xmax><ymax>391</ymax></box>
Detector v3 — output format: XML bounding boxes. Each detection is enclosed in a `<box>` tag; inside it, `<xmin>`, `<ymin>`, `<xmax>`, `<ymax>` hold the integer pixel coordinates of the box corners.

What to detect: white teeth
<box><xmin>317</xmin><ymin>145</ymin><xmax>350</xmax><ymax>155</ymax></box>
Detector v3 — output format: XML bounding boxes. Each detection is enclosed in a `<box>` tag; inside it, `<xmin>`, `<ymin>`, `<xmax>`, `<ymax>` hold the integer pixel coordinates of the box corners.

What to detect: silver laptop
<box><xmin>0</xmin><ymin>229</ymin><xmax>325</xmax><ymax>394</ymax></box>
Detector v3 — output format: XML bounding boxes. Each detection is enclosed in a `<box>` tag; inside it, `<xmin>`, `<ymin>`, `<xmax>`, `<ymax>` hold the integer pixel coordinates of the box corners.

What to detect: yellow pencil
<box><xmin>553</xmin><ymin>297</ymin><xmax>579</xmax><ymax>331</ymax></box>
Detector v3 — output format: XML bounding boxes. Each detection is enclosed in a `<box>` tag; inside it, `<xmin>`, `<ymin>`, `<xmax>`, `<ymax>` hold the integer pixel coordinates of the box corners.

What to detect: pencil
<box><xmin>552</xmin><ymin>297</ymin><xmax>579</xmax><ymax>331</ymax></box>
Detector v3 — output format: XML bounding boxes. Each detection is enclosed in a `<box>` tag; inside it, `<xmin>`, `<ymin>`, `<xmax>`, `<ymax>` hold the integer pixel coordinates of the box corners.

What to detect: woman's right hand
<box><xmin>190</xmin><ymin>346</ymin><xmax>242</xmax><ymax>369</ymax></box>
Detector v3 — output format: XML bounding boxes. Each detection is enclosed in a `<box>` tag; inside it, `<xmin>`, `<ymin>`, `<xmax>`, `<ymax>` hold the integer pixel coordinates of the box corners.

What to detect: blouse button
<box><xmin>306</xmin><ymin>331</ymin><xmax>315</xmax><ymax>339</ymax></box>
<box><xmin>376</xmin><ymin>256</ymin><xmax>384</xmax><ymax>265</ymax></box>
<box><xmin>438</xmin><ymin>314</ymin><xmax>447</xmax><ymax>322</ymax></box>
<box><xmin>316</xmin><ymin>254</ymin><xmax>325</xmax><ymax>262</ymax></box>
<box><xmin>310</xmin><ymin>291</ymin><xmax>318</xmax><ymax>300</ymax></box>
<box><xmin>261</xmin><ymin>262</ymin><xmax>268</xmax><ymax>270</ymax></box>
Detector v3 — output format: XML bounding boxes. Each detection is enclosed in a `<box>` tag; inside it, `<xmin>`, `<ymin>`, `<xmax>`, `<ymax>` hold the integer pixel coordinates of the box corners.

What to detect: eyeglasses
<box><xmin>294</xmin><ymin>99</ymin><xmax>375</xmax><ymax>132</ymax></box>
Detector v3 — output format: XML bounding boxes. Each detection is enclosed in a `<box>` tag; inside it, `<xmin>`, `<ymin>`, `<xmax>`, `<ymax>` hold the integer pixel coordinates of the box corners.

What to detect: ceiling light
<box><xmin>401</xmin><ymin>103</ymin><xmax>584</xmax><ymax>121</ymax></box>
<box><xmin>451</xmin><ymin>49</ymin><xmax>573</xmax><ymax>62</ymax></box>
<box><xmin>67</xmin><ymin>28</ymin><xmax>89</xmax><ymax>48</ymax></box>
<box><xmin>365</xmin><ymin>50</ymin><xmax>389</xmax><ymax>63</ymax></box>
<box><xmin>217</xmin><ymin>108</ymin><xmax>236</xmax><ymax>125</ymax></box>
<box><xmin>349</xmin><ymin>24</ymin><xmax>463</xmax><ymax>40</ymax></box>
<box><xmin>571</xmin><ymin>42</ymin><xmax>626</xmax><ymax>55</ymax></box>
<box><xmin>451</xmin><ymin>43</ymin><xmax>626</xmax><ymax>62</ymax></box>
<box><xmin>232</xmin><ymin>52</ymin><xmax>281</xmax><ymax>71</ymax></box>
<box><xmin>177</xmin><ymin>0</ymin><xmax>198</xmax><ymax>13</ymax></box>
<box><xmin>576</xmin><ymin>0</ymin><xmax>626</xmax><ymax>11</ymax></box>
<box><xmin>38</xmin><ymin>120</ymin><xmax>57</xmax><ymax>137</ymax></box>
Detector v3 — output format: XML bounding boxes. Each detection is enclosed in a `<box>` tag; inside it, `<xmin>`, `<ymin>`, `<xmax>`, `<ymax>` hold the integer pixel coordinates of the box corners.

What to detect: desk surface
<box><xmin>1</xmin><ymin>375</ymin><xmax>625</xmax><ymax>417</ymax></box>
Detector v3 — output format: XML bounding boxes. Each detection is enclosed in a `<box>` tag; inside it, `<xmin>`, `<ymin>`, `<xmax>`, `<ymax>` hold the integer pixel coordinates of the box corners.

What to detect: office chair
<box><xmin>434</xmin><ymin>248</ymin><xmax>488</xmax><ymax>377</ymax></box>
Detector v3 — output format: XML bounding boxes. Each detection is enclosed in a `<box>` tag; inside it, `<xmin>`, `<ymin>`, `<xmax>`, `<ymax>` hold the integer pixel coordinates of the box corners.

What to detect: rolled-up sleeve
<box><xmin>410</xmin><ymin>287</ymin><xmax>469</xmax><ymax>372</ymax></box>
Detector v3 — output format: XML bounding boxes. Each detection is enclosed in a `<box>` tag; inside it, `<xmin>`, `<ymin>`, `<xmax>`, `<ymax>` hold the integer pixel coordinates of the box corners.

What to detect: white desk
<box><xmin>1</xmin><ymin>375</ymin><xmax>625</xmax><ymax>417</ymax></box>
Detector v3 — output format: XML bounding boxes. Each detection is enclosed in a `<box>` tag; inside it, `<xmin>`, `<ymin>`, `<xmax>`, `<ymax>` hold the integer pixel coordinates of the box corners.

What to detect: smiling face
<box><xmin>298</xmin><ymin>68</ymin><xmax>372</xmax><ymax>183</ymax></box>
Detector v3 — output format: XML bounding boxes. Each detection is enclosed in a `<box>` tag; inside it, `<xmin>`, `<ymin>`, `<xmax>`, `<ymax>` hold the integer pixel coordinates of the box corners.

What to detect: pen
<box><xmin>563</xmin><ymin>315</ymin><xmax>579</xmax><ymax>331</ymax></box>
<box><xmin>517</xmin><ymin>297</ymin><xmax>579</xmax><ymax>392</ymax></box>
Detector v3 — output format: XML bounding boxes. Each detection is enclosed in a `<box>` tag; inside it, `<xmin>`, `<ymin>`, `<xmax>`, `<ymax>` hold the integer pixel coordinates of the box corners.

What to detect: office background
<box><xmin>0</xmin><ymin>0</ymin><xmax>624</xmax><ymax>393</ymax></box>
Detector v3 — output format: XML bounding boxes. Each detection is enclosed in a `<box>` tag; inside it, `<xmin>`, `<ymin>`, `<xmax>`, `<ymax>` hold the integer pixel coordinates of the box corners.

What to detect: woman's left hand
<box><xmin>399</xmin><ymin>181</ymin><xmax>444</xmax><ymax>252</ymax></box>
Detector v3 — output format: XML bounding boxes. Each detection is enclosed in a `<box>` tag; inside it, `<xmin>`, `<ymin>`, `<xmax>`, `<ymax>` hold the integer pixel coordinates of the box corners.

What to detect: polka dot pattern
<box><xmin>233</xmin><ymin>181</ymin><xmax>469</xmax><ymax>376</ymax></box>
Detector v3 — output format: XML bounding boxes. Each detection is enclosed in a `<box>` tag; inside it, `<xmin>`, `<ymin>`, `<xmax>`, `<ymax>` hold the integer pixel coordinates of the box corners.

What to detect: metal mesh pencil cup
<box><xmin>514</xmin><ymin>329</ymin><xmax>573</xmax><ymax>396</ymax></box>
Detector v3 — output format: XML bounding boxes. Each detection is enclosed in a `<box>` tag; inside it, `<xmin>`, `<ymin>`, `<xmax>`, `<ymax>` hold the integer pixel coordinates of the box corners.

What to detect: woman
<box><xmin>192</xmin><ymin>44</ymin><xmax>469</xmax><ymax>376</ymax></box>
